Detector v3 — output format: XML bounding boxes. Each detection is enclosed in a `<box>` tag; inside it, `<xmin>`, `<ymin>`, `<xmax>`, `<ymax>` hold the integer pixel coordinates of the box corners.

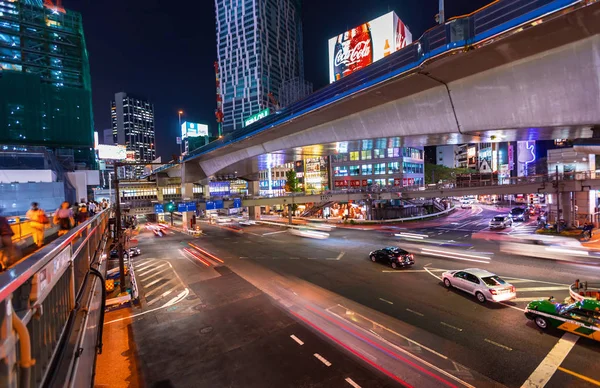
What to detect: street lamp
<box><xmin>178</xmin><ymin>110</ymin><xmax>184</xmax><ymax>157</ymax></box>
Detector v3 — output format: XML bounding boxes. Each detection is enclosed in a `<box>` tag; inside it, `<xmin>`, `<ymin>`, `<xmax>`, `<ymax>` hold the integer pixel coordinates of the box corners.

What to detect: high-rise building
<box><xmin>111</xmin><ymin>92</ymin><xmax>155</xmax><ymax>177</ymax></box>
<box><xmin>215</xmin><ymin>0</ymin><xmax>304</xmax><ymax>133</ymax></box>
<box><xmin>0</xmin><ymin>0</ymin><xmax>94</xmax><ymax>167</ymax></box>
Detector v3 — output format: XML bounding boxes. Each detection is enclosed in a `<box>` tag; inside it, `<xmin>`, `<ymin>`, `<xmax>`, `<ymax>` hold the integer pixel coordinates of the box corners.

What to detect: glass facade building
<box><xmin>331</xmin><ymin>140</ymin><xmax>425</xmax><ymax>188</ymax></box>
<box><xmin>215</xmin><ymin>0</ymin><xmax>304</xmax><ymax>133</ymax></box>
<box><xmin>111</xmin><ymin>92</ymin><xmax>156</xmax><ymax>178</ymax></box>
<box><xmin>0</xmin><ymin>0</ymin><xmax>94</xmax><ymax>166</ymax></box>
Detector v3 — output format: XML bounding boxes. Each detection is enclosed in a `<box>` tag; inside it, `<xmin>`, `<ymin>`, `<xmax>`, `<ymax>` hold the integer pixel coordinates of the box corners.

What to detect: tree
<box><xmin>284</xmin><ymin>169</ymin><xmax>302</xmax><ymax>193</ymax></box>
<box><xmin>424</xmin><ymin>163</ymin><xmax>476</xmax><ymax>185</ymax></box>
<box><xmin>285</xmin><ymin>169</ymin><xmax>301</xmax><ymax>213</ymax></box>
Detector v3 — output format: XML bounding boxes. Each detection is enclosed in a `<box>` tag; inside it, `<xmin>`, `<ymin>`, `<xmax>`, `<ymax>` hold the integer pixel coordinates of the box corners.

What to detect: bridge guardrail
<box><xmin>180</xmin><ymin>0</ymin><xmax>583</xmax><ymax>164</ymax></box>
<box><xmin>0</xmin><ymin>209</ymin><xmax>110</xmax><ymax>388</ymax></box>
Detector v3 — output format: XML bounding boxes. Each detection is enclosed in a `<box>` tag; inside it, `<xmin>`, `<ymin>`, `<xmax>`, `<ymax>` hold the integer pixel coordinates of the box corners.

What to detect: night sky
<box><xmin>65</xmin><ymin>0</ymin><xmax>490</xmax><ymax>161</ymax></box>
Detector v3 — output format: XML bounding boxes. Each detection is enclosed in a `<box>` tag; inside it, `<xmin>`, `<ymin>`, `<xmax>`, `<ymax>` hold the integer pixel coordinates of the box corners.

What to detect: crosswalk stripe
<box><xmin>146</xmin><ymin>289</ymin><xmax>175</xmax><ymax>306</ymax></box>
<box><xmin>137</xmin><ymin>263</ymin><xmax>167</xmax><ymax>277</ymax></box>
<box><xmin>144</xmin><ymin>278</ymin><xmax>179</xmax><ymax>298</ymax></box>
<box><xmin>140</xmin><ymin>266</ymin><xmax>171</xmax><ymax>281</ymax></box>
<box><xmin>144</xmin><ymin>276</ymin><xmax>168</xmax><ymax>288</ymax></box>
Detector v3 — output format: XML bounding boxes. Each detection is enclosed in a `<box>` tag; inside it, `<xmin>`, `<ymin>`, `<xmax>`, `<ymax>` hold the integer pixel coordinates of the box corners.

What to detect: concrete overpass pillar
<box><xmin>181</xmin><ymin>183</ymin><xmax>194</xmax><ymax>200</ymax></box>
<box><xmin>247</xmin><ymin>181</ymin><xmax>260</xmax><ymax>221</ymax></box>
<box><xmin>560</xmin><ymin>192</ymin><xmax>573</xmax><ymax>226</ymax></box>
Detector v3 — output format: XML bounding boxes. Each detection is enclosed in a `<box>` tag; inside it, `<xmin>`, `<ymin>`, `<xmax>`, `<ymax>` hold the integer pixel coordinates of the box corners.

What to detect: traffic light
<box><xmin>166</xmin><ymin>202</ymin><xmax>175</xmax><ymax>213</ymax></box>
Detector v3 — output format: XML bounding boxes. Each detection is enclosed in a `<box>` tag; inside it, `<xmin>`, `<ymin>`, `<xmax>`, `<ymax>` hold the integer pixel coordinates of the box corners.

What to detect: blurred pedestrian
<box><xmin>88</xmin><ymin>201</ymin><xmax>97</xmax><ymax>216</ymax></box>
<box><xmin>71</xmin><ymin>202</ymin><xmax>80</xmax><ymax>226</ymax></box>
<box><xmin>77</xmin><ymin>203</ymin><xmax>90</xmax><ymax>224</ymax></box>
<box><xmin>54</xmin><ymin>201</ymin><xmax>74</xmax><ymax>237</ymax></box>
<box><xmin>0</xmin><ymin>212</ymin><xmax>20</xmax><ymax>270</ymax></box>
<box><xmin>26</xmin><ymin>202</ymin><xmax>48</xmax><ymax>248</ymax></box>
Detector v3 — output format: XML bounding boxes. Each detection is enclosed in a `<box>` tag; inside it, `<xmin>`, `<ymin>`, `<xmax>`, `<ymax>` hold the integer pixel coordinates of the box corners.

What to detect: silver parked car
<box><xmin>489</xmin><ymin>215</ymin><xmax>512</xmax><ymax>229</ymax></box>
<box><xmin>442</xmin><ymin>268</ymin><xmax>516</xmax><ymax>303</ymax></box>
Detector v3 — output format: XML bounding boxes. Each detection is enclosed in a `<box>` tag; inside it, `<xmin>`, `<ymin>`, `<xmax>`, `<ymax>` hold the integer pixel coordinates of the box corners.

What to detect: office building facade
<box><xmin>111</xmin><ymin>92</ymin><xmax>156</xmax><ymax>177</ymax></box>
<box><xmin>331</xmin><ymin>142</ymin><xmax>425</xmax><ymax>189</ymax></box>
<box><xmin>215</xmin><ymin>0</ymin><xmax>304</xmax><ymax>133</ymax></box>
<box><xmin>0</xmin><ymin>0</ymin><xmax>94</xmax><ymax>167</ymax></box>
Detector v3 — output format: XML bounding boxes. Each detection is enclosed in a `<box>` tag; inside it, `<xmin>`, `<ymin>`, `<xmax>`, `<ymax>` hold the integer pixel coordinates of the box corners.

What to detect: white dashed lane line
<box><xmin>290</xmin><ymin>335</ymin><xmax>304</xmax><ymax>346</ymax></box>
<box><xmin>406</xmin><ymin>308</ymin><xmax>424</xmax><ymax>317</ymax></box>
<box><xmin>440</xmin><ymin>322</ymin><xmax>463</xmax><ymax>332</ymax></box>
<box><xmin>313</xmin><ymin>353</ymin><xmax>332</xmax><ymax>367</ymax></box>
<box><xmin>484</xmin><ymin>338</ymin><xmax>513</xmax><ymax>351</ymax></box>
<box><xmin>345</xmin><ymin>377</ymin><xmax>362</xmax><ymax>388</ymax></box>
<box><xmin>378</xmin><ymin>297</ymin><xmax>393</xmax><ymax>305</ymax></box>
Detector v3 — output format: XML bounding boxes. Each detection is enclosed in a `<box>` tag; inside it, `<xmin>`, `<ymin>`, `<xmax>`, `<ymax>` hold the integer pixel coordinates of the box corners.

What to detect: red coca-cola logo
<box><xmin>335</xmin><ymin>39</ymin><xmax>371</xmax><ymax>67</ymax></box>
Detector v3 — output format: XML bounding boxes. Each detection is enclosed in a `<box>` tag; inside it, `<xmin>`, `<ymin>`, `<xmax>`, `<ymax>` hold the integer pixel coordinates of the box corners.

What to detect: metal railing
<box><xmin>0</xmin><ymin>209</ymin><xmax>110</xmax><ymax>388</ymax></box>
<box><xmin>211</xmin><ymin>170</ymin><xmax>600</xmax><ymax>202</ymax></box>
<box><xmin>180</xmin><ymin>0</ymin><xmax>583</xmax><ymax>163</ymax></box>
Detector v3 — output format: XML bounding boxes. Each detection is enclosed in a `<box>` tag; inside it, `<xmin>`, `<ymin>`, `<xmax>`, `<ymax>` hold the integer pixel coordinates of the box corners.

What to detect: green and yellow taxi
<box><xmin>525</xmin><ymin>298</ymin><xmax>600</xmax><ymax>341</ymax></box>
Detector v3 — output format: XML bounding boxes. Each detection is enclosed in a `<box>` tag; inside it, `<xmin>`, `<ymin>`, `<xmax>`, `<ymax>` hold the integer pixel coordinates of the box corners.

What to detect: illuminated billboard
<box><xmin>97</xmin><ymin>144</ymin><xmax>127</xmax><ymax>160</ymax></box>
<box><xmin>328</xmin><ymin>11</ymin><xmax>412</xmax><ymax>83</ymax></box>
<box><xmin>244</xmin><ymin>108</ymin><xmax>270</xmax><ymax>127</ymax></box>
<box><xmin>181</xmin><ymin>121</ymin><xmax>209</xmax><ymax>138</ymax></box>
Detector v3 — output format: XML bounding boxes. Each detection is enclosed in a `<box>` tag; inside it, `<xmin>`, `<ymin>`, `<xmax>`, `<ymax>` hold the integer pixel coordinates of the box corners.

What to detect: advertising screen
<box><xmin>244</xmin><ymin>108</ymin><xmax>270</xmax><ymax>127</ymax></box>
<box><xmin>328</xmin><ymin>11</ymin><xmax>412</xmax><ymax>83</ymax></box>
<box><xmin>97</xmin><ymin>144</ymin><xmax>127</xmax><ymax>160</ymax></box>
<box><xmin>181</xmin><ymin>121</ymin><xmax>209</xmax><ymax>138</ymax></box>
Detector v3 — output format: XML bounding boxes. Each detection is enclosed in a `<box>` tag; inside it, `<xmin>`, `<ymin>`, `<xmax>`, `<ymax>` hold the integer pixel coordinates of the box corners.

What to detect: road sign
<box><xmin>154</xmin><ymin>204</ymin><xmax>164</xmax><ymax>213</ymax></box>
<box><xmin>215</xmin><ymin>200</ymin><xmax>224</xmax><ymax>209</ymax></box>
<box><xmin>177</xmin><ymin>202</ymin><xmax>198</xmax><ymax>212</ymax></box>
<box><xmin>233</xmin><ymin>198</ymin><xmax>242</xmax><ymax>208</ymax></box>
<box><xmin>206</xmin><ymin>201</ymin><xmax>216</xmax><ymax>211</ymax></box>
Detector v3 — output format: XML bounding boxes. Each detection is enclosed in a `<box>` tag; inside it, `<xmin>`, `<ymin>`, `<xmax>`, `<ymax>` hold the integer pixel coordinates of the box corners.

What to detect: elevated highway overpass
<box><xmin>149</xmin><ymin>0</ymin><xmax>600</xmax><ymax>183</ymax></box>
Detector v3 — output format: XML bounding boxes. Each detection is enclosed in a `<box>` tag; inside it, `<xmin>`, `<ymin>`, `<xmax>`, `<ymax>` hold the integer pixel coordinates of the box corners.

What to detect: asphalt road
<box><xmin>124</xmin><ymin>227</ymin><xmax>399</xmax><ymax>388</ymax></box>
<box><xmin>181</xmin><ymin>205</ymin><xmax>600</xmax><ymax>388</ymax></box>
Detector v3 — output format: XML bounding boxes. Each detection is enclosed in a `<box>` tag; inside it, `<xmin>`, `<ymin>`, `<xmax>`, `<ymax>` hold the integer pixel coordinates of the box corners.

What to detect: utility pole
<box><xmin>178</xmin><ymin>110</ymin><xmax>184</xmax><ymax>157</ymax></box>
<box><xmin>556</xmin><ymin>165</ymin><xmax>561</xmax><ymax>233</ymax></box>
<box><xmin>113</xmin><ymin>163</ymin><xmax>126</xmax><ymax>294</ymax></box>
<box><xmin>437</xmin><ymin>0</ymin><xmax>445</xmax><ymax>24</ymax></box>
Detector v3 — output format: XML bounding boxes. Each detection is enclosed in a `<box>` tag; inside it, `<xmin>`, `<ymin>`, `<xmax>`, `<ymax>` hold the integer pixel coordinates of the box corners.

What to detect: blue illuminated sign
<box><xmin>215</xmin><ymin>200</ymin><xmax>224</xmax><ymax>209</ymax></box>
<box><xmin>233</xmin><ymin>198</ymin><xmax>242</xmax><ymax>208</ymax></box>
<box><xmin>154</xmin><ymin>204</ymin><xmax>164</xmax><ymax>214</ymax></box>
<box><xmin>178</xmin><ymin>202</ymin><xmax>198</xmax><ymax>212</ymax></box>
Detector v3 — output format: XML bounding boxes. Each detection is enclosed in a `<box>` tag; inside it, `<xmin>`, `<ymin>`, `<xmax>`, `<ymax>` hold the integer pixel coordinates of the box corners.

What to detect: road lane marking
<box><xmin>502</xmin><ymin>277</ymin><xmax>569</xmax><ymax>286</ymax></box>
<box><xmin>104</xmin><ymin>287</ymin><xmax>190</xmax><ymax>325</ymax></box>
<box><xmin>144</xmin><ymin>276</ymin><xmax>167</xmax><ymax>288</ymax></box>
<box><xmin>513</xmin><ymin>297</ymin><xmax>550</xmax><ymax>302</ymax></box>
<box><xmin>440</xmin><ymin>322</ymin><xmax>463</xmax><ymax>332</ymax></box>
<box><xmin>500</xmin><ymin>302</ymin><xmax>526</xmax><ymax>312</ymax></box>
<box><xmin>140</xmin><ymin>266</ymin><xmax>171</xmax><ymax>281</ymax></box>
<box><xmin>239</xmin><ymin>256</ymin><xmax>248</xmax><ymax>259</ymax></box>
<box><xmin>146</xmin><ymin>289</ymin><xmax>174</xmax><ymax>306</ymax></box>
<box><xmin>263</xmin><ymin>230</ymin><xmax>287</xmax><ymax>236</ymax></box>
<box><xmin>382</xmin><ymin>269</ymin><xmax>446</xmax><ymax>273</ymax></box>
<box><xmin>521</xmin><ymin>332</ymin><xmax>579</xmax><ymax>388</ymax></box>
<box><xmin>135</xmin><ymin>260</ymin><xmax>157</xmax><ymax>271</ymax></box>
<box><xmin>345</xmin><ymin>377</ymin><xmax>362</xmax><ymax>388</ymax></box>
<box><xmin>290</xmin><ymin>335</ymin><xmax>304</xmax><ymax>345</ymax></box>
<box><xmin>326</xmin><ymin>251</ymin><xmax>345</xmax><ymax>261</ymax></box>
<box><xmin>313</xmin><ymin>353</ymin><xmax>331</xmax><ymax>367</ymax></box>
<box><xmin>516</xmin><ymin>286</ymin><xmax>570</xmax><ymax>292</ymax></box>
<box><xmin>144</xmin><ymin>278</ymin><xmax>179</xmax><ymax>298</ymax></box>
<box><xmin>484</xmin><ymin>338</ymin><xmax>512</xmax><ymax>351</ymax></box>
<box><xmin>307</xmin><ymin>257</ymin><xmax>317</xmax><ymax>260</ymax></box>
<box><xmin>378</xmin><ymin>298</ymin><xmax>393</xmax><ymax>305</ymax></box>
<box><xmin>406</xmin><ymin>308</ymin><xmax>424</xmax><ymax>317</ymax></box>
<box><xmin>290</xmin><ymin>257</ymin><xmax>300</xmax><ymax>260</ymax></box>
<box><xmin>557</xmin><ymin>366</ymin><xmax>600</xmax><ymax>387</ymax></box>
<box><xmin>424</xmin><ymin>266</ymin><xmax>442</xmax><ymax>280</ymax></box>
<box><xmin>137</xmin><ymin>263</ymin><xmax>167</xmax><ymax>277</ymax></box>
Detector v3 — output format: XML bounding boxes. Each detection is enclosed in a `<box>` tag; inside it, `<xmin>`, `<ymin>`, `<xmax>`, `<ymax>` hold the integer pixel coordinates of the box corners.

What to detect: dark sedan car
<box><xmin>110</xmin><ymin>247</ymin><xmax>141</xmax><ymax>259</ymax></box>
<box><xmin>369</xmin><ymin>247</ymin><xmax>415</xmax><ymax>269</ymax></box>
<box><xmin>509</xmin><ymin>207</ymin><xmax>529</xmax><ymax>221</ymax></box>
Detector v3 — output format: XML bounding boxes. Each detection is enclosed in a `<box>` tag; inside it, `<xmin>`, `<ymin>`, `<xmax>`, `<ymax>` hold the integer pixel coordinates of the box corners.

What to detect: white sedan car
<box><xmin>442</xmin><ymin>268</ymin><xmax>516</xmax><ymax>303</ymax></box>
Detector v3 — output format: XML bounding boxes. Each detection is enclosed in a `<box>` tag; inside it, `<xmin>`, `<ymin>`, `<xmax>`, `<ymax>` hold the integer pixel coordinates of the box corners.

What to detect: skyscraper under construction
<box><xmin>0</xmin><ymin>0</ymin><xmax>94</xmax><ymax>167</ymax></box>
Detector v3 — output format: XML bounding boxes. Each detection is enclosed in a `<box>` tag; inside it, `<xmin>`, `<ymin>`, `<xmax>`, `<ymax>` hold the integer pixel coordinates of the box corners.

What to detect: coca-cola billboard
<box><xmin>328</xmin><ymin>11</ymin><xmax>412</xmax><ymax>83</ymax></box>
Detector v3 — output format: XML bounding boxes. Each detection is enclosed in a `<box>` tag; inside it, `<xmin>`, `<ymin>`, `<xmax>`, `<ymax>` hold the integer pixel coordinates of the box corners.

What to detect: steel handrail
<box><xmin>0</xmin><ymin>208</ymin><xmax>109</xmax><ymax>302</ymax></box>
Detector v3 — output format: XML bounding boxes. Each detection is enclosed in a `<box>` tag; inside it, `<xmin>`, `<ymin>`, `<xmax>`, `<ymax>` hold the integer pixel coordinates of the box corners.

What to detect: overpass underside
<box><xmin>181</xmin><ymin>2</ymin><xmax>600</xmax><ymax>183</ymax></box>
